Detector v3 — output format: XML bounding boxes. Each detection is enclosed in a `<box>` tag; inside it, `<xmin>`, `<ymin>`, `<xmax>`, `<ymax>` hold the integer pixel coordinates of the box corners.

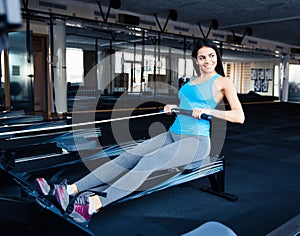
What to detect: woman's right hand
<box><xmin>164</xmin><ymin>104</ymin><xmax>178</xmax><ymax>114</ymax></box>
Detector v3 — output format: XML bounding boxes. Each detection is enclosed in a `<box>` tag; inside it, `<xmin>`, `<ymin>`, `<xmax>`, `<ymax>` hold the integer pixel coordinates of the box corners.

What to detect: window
<box><xmin>178</xmin><ymin>58</ymin><xmax>194</xmax><ymax>77</ymax></box>
<box><xmin>66</xmin><ymin>48</ymin><xmax>84</xmax><ymax>84</ymax></box>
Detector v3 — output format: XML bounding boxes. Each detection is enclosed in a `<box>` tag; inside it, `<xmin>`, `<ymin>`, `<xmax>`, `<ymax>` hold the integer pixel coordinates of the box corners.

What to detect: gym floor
<box><xmin>86</xmin><ymin>101</ymin><xmax>300</xmax><ymax>236</ymax></box>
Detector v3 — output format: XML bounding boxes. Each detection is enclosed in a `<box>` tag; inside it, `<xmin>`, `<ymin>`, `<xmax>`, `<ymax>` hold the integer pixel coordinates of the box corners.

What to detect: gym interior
<box><xmin>0</xmin><ymin>0</ymin><xmax>300</xmax><ymax>235</ymax></box>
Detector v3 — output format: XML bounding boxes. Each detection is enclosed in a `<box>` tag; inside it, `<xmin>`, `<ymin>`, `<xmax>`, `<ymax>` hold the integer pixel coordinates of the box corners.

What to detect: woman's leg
<box><xmin>74</xmin><ymin>132</ymin><xmax>175</xmax><ymax>192</ymax></box>
<box><xmin>98</xmin><ymin>134</ymin><xmax>210</xmax><ymax>207</ymax></box>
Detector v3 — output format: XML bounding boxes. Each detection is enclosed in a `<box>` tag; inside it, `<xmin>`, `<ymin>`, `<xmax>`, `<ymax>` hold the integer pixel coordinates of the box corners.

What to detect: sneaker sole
<box><xmin>69</xmin><ymin>211</ymin><xmax>91</xmax><ymax>227</ymax></box>
<box><xmin>35</xmin><ymin>178</ymin><xmax>50</xmax><ymax>195</ymax></box>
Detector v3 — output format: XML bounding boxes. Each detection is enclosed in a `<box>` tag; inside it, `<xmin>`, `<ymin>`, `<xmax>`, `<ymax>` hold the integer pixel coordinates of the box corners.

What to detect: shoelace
<box><xmin>74</xmin><ymin>195</ymin><xmax>88</xmax><ymax>205</ymax></box>
<box><xmin>50</xmin><ymin>179</ymin><xmax>68</xmax><ymax>195</ymax></box>
<box><xmin>58</xmin><ymin>179</ymin><xmax>68</xmax><ymax>189</ymax></box>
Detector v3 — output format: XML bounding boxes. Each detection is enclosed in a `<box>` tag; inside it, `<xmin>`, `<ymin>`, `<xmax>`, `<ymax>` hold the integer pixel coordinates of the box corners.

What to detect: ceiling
<box><xmin>74</xmin><ymin>0</ymin><xmax>300</xmax><ymax>49</ymax></box>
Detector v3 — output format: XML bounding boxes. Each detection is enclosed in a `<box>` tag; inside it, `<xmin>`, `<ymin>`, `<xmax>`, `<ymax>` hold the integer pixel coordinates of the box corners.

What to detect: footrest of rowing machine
<box><xmin>1</xmin><ymin>168</ymin><xmax>94</xmax><ymax>235</ymax></box>
<box><xmin>200</xmin><ymin>186</ymin><xmax>238</xmax><ymax>202</ymax></box>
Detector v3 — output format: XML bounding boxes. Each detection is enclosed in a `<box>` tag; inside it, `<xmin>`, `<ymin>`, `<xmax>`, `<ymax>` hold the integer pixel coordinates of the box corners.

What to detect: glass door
<box><xmin>8</xmin><ymin>31</ymin><xmax>34</xmax><ymax>112</ymax></box>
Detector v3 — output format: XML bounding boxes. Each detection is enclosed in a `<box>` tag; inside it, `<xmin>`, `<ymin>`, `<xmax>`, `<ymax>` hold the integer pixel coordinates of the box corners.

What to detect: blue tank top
<box><xmin>169</xmin><ymin>74</ymin><xmax>220</xmax><ymax>136</ymax></box>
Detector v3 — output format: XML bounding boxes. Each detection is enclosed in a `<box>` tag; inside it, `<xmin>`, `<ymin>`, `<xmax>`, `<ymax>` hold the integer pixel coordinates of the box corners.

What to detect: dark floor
<box><xmin>88</xmin><ymin>101</ymin><xmax>300</xmax><ymax>236</ymax></box>
<box><xmin>1</xmin><ymin>101</ymin><xmax>300</xmax><ymax>236</ymax></box>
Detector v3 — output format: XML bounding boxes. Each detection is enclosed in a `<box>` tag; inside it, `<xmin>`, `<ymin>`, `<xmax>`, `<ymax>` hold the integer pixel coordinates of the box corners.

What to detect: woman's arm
<box><xmin>192</xmin><ymin>77</ymin><xmax>245</xmax><ymax>124</ymax></box>
<box><xmin>218</xmin><ymin>77</ymin><xmax>245</xmax><ymax>123</ymax></box>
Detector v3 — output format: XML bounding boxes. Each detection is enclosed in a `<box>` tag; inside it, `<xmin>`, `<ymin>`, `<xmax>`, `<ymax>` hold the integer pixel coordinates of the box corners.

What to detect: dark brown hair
<box><xmin>191</xmin><ymin>38</ymin><xmax>225</xmax><ymax>77</ymax></box>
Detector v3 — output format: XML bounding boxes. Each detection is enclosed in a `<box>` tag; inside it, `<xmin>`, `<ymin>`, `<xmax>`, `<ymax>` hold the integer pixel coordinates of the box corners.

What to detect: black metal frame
<box><xmin>200</xmin><ymin>158</ymin><xmax>238</xmax><ymax>202</ymax></box>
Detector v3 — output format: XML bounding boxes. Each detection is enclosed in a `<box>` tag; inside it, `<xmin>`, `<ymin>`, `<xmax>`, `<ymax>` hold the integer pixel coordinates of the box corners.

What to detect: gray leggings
<box><xmin>74</xmin><ymin>131</ymin><xmax>210</xmax><ymax>207</ymax></box>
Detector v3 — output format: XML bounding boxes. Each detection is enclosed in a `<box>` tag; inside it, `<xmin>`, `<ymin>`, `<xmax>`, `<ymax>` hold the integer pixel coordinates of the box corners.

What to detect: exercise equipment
<box><xmin>0</xmin><ymin>108</ymin><xmax>237</xmax><ymax>235</ymax></box>
<box><xmin>0</xmin><ymin>160</ymin><xmax>94</xmax><ymax>235</ymax></box>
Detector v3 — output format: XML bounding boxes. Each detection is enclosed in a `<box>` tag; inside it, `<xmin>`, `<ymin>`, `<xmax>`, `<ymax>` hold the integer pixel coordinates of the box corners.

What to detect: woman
<box><xmin>35</xmin><ymin>38</ymin><xmax>244</xmax><ymax>225</ymax></box>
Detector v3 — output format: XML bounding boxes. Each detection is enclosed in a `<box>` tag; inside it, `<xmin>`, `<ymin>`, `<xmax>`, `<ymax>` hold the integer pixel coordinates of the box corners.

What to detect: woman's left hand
<box><xmin>192</xmin><ymin>108</ymin><xmax>211</xmax><ymax>119</ymax></box>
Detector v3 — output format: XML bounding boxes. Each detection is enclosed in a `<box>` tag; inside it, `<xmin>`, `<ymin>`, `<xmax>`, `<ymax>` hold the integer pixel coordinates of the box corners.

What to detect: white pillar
<box><xmin>280</xmin><ymin>55</ymin><xmax>290</xmax><ymax>102</ymax></box>
<box><xmin>50</xmin><ymin>19</ymin><xmax>67</xmax><ymax>114</ymax></box>
<box><xmin>97</xmin><ymin>49</ymin><xmax>115</xmax><ymax>94</ymax></box>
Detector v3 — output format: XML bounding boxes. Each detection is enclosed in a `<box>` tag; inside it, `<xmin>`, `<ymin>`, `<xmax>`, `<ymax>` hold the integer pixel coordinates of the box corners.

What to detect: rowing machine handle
<box><xmin>171</xmin><ymin>108</ymin><xmax>212</xmax><ymax>121</ymax></box>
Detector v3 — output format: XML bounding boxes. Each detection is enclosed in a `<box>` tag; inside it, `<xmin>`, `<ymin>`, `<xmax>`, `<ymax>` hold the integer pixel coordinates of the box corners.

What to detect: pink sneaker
<box><xmin>68</xmin><ymin>195</ymin><xmax>92</xmax><ymax>226</ymax></box>
<box><xmin>35</xmin><ymin>177</ymin><xmax>51</xmax><ymax>195</ymax></box>
<box><xmin>35</xmin><ymin>178</ymin><xmax>69</xmax><ymax>211</ymax></box>
<box><xmin>53</xmin><ymin>179</ymin><xmax>69</xmax><ymax>211</ymax></box>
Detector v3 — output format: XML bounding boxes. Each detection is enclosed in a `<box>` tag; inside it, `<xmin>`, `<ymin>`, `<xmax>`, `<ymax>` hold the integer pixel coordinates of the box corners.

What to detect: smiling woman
<box><xmin>34</xmin><ymin>38</ymin><xmax>244</xmax><ymax>226</ymax></box>
<box><xmin>186</xmin><ymin>38</ymin><xmax>244</xmax><ymax>124</ymax></box>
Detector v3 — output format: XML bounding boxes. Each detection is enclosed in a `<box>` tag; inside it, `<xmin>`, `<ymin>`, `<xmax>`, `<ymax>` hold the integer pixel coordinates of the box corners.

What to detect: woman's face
<box><xmin>196</xmin><ymin>46</ymin><xmax>217</xmax><ymax>74</ymax></box>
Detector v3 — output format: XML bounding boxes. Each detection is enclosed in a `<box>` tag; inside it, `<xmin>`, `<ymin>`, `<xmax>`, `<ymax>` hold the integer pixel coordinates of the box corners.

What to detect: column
<box><xmin>280</xmin><ymin>55</ymin><xmax>290</xmax><ymax>102</ymax></box>
<box><xmin>50</xmin><ymin>19</ymin><xmax>67</xmax><ymax>116</ymax></box>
